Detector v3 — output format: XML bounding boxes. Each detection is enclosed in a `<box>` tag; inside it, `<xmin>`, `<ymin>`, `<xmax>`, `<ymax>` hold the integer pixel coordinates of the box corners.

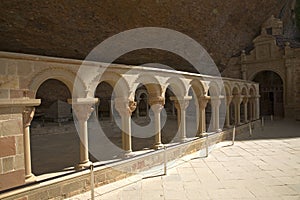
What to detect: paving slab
<box><xmin>67</xmin><ymin>119</ymin><xmax>300</xmax><ymax>200</ymax></box>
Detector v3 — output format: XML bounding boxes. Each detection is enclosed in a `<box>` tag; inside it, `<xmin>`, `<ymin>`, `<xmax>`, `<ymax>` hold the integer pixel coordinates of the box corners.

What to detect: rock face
<box><xmin>0</xmin><ymin>0</ymin><xmax>296</xmax><ymax>72</ymax></box>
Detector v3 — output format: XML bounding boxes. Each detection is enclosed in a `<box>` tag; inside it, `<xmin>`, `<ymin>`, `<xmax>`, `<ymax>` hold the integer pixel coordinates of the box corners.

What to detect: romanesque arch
<box><xmin>28</xmin><ymin>67</ymin><xmax>79</xmax><ymax>98</ymax></box>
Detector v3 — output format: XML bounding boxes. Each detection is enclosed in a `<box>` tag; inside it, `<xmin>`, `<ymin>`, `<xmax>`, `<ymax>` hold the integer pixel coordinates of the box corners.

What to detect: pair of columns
<box><xmin>227</xmin><ymin>95</ymin><xmax>248</xmax><ymax>126</ymax></box>
<box><xmin>172</xmin><ymin>96</ymin><xmax>222</xmax><ymax>138</ymax></box>
<box><xmin>114</xmin><ymin>96</ymin><xmax>166</xmax><ymax>153</ymax></box>
<box><xmin>225</xmin><ymin>95</ymin><xmax>260</xmax><ymax>127</ymax></box>
<box><xmin>170</xmin><ymin>96</ymin><xmax>192</xmax><ymax>142</ymax></box>
<box><xmin>209</xmin><ymin>97</ymin><xmax>222</xmax><ymax>132</ymax></box>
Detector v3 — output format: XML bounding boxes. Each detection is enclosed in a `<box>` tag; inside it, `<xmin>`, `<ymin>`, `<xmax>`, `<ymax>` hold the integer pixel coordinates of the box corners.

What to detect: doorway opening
<box><xmin>253</xmin><ymin>71</ymin><xmax>284</xmax><ymax>118</ymax></box>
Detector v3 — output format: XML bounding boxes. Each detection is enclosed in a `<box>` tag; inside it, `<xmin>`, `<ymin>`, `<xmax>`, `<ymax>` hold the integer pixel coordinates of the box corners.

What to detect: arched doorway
<box><xmin>253</xmin><ymin>71</ymin><xmax>284</xmax><ymax>118</ymax></box>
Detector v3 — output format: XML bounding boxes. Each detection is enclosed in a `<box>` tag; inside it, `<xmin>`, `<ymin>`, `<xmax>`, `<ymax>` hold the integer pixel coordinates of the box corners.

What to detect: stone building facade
<box><xmin>222</xmin><ymin>16</ymin><xmax>300</xmax><ymax>120</ymax></box>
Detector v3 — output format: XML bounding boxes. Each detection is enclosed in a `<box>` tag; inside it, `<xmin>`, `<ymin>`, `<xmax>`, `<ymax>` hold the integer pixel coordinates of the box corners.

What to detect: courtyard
<box><xmin>68</xmin><ymin>118</ymin><xmax>300</xmax><ymax>200</ymax></box>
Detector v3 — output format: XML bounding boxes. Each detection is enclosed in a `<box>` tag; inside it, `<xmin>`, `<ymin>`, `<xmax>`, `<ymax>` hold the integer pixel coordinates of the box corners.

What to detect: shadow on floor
<box><xmin>235</xmin><ymin>118</ymin><xmax>300</xmax><ymax>141</ymax></box>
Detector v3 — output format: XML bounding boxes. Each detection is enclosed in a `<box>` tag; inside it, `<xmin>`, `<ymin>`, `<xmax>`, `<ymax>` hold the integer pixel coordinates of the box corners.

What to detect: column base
<box><xmin>180</xmin><ymin>137</ymin><xmax>188</xmax><ymax>143</ymax></box>
<box><xmin>25</xmin><ymin>173</ymin><xmax>36</xmax><ymax>183</ymax></box>
<box><xmin>216</xmin><ymin>129</ymin><xmax>222</xmax><ymax>133</ymax></box>
<box><xmin>153</xmin><ymin>143</ymin><xmax>164</xmax><ymax>150</ymax></box>
<box><xmin>224</xmin><ymin>124</ymin><xmax>232</xmax><ymax>129</ymax></box>
<box><xmin>172</xmin><ymin>136</ymin><xmax>188</xmax><ymax>143</ymax></box>
<box><xmin>197</xmin><ymin>132</ymin><xmax>207</xmax><ymax>138</ymax></box>
<box><xmin>122</xmin><ymin>151</ymin><xmax>134</xmax><ymax>158</ymax></box>
<box><xmin>75</xmin><ymin>161</ymin><xmax>92</xmax><ymax>170</ymax></box>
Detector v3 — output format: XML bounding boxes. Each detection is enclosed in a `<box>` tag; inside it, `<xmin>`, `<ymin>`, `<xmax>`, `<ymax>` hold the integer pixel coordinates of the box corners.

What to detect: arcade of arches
<box><xmin>0</xmin><ymin>51</ymin><xmax>260</xmax><ymax>192</ymax></box>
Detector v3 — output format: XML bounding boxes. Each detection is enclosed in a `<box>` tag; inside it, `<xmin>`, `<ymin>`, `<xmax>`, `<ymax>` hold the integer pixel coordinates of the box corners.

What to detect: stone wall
<box><xmin>0</xmin><ymin>106</ymin><xmax>24</xmax><ymax>191</ymax></box>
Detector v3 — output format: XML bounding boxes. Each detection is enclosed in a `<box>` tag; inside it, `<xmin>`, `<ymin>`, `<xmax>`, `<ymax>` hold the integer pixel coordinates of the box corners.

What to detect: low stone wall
<box><xmin>0</xmin><ymin>111</ymin><xmax>25</xmax><ymax>191</ymax></box>
<box><xmin>0</xmin><ymin>120</ymin><xmax>261</xmax><ymax>200</ymax></box>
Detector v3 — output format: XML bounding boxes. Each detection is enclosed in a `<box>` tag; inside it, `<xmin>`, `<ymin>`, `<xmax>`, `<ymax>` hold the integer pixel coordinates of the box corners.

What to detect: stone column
<box><xmin>171</xmin><ymin>96</ymin><xmax>191</xmax><ymax>142</ymax></box>
<box><xmin>243</xmin><ymin>96</ymin><xmax>249</xmax><ymax>123</ymax></box>
<box><xmin>255</xmin><ymin>95</ymin><xmax>260</xmax><ymax>120</ymax></box>
<box><xmin>196</xmin><ymin>96</ymin><xmax>208</xmax><ymax>137</ymax></box>
<box><xmin>109</xmin><ymin>100</ymin><xmax>114</xmax><ymax>122</ymax></box>
<box><xmin>233</xmin><ymin>95</ymin><xmax>243</xmax><ymax>125</ymax></box>
<box><xmin>149</xmin><ymin>96</ymin><xmax>165</xmax><ymax>149</ymax></box>
<box><xmin>241</xmin><ymin>50</ymin><xmax>247</xmax><ymax>80</ymax></box>
<box><xmin>225</xmin><ymin>96</ymin><xmax>233</xmax><ymax>128</ymax></box>
<box><xmin>69</xmin><ymin>98</ymin><xmax>98</xmax><ymax>169</ymax></box>
<box><xmin>114</xmin><ymin>98</ymin><xmax>136</xmax><ymax>156</ymax></box>
<box><xmin>248</xmin><ymin>98</ymin><xmax>254</xmax><ymax>121</ymax></box>
<box><xmin>210</xmin><ymin>97</ymin><xmax>221</xmax><ymax>132</ymax></box>
<box><xmin>22</xmin><ymin>107</ymin><xmax>36</xmax><ymax>182</ymax></box>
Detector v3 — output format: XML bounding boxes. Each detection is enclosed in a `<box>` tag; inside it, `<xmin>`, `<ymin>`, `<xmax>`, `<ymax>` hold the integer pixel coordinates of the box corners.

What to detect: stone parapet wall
<box><xmin>0</xmin><ymin>106</ymin><xmax>25</xmax><ymax>191</ymax></box>
<box><xmin>0</xmin><ymin>120</ymin><xmax>261</xmax><ymax>200</ymax></box>
<box><xmin>0</xmin><ymin>99</ymin><xmax>40</xmax><ymax>191</ymax></box>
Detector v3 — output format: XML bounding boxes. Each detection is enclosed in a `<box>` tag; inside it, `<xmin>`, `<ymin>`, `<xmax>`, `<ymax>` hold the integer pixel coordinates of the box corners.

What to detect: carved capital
<box><xmin>22</xmin><ymin>107</ymin><xmax>35</xmax><ymax>128</ymax></box>
<box><xmin>149</xmin><ymin>96</ymin><xmax>165</xmax><ymax>113</ymax></box>
<box><xmin>69</xmin><ymin>98</ymin><xmax>98</xmax><ymax>122</ymax></box>
<box><xmin>174</xmin><ymin>100</ymin><xmax>189</xmax><ymax>110</ymax></box>
<box><xmin>148</xmin><ymin>96</ymin><xmax>165</xmax><ymax>106</ymax></box>
<box><xmin>210</xmin><ymin>98</ymin><xmax>221</xmax><ymax>108</ymax></box>
<box><xmin>226</xmin><ymin>95</ymin><xmax>233</xmax><ymax>105</ymax></box>
<box><xmin>73</xmin><ymin>104</ymin><xmax>94</xmax><ymax>122</ymax></box>
<box><xmin>197</xmin><ymin>96</ymin><xmax>209</xmax><ymax>110</ymax></box>
<box><xmin>232</xmin><ymin>95</ymin><xmax>243</xmax><ymax>105</ymax></box>
<box><xmin>151</xmin><ymin>104</ymin><xmax>164</xmax><ymax>113</ymax></box>
<box><xmin>243</xmin><ymin>96</ymin><xmax>249</xmax><ymax>104</ymax></box>
<box><xmin>115</xmin><ymin>99</ymin><xmax>137</xmax><ymax>116</ymax></box>
<box><xmin>170</xmin><ymin>96</ymin><xmax>191</xmax><ymax>111</ymax></box>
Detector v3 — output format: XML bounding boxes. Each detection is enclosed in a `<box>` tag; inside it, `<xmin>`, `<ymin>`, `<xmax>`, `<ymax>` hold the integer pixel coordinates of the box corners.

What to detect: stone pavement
<box><xmin>67</xmin><ymin>119</ymin><xmax>300</xmax><ymax>200</ymax></box>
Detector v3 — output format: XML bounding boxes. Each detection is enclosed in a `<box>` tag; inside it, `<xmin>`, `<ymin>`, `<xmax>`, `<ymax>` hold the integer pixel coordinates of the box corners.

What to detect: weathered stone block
<box><xmin>15</xmin><ymin>135</ymin><xmax>24</xmax><ymax>154</ymax></box>
<box><xmin>0</xmin><ymin>169</ymin><xmax>25</xmax><ymax>191</ymax></box>
<box><xmin>14</xmin><ymin>154</ymin><xmax>24</xmax><ymax>170</ymax></box>
<box><xmin>0</xmin><ymin>136</ymin><xmax>16</xmax><ymax>157</ymax></box>
<box><xmin>17</xmin><ymin>61</ymin><xmax>33</xmax><ymax>76</ymax></box>
<box><xmin>10</xmin><ymin>89</ymin><xmax>25</xmax><ymax>98</ymax></box>
<box><xmin>94</xmin><ymin>172</ymin><xmax>105</xmax><ymax>184</ymax></box>
<box><xmin>0</xmin><ymin>118</ymin><xmax>22</xmax><ymax>137</ymax></box>
<box><xmin>0</xmin><ymin>89</ymin><xmax>9</xmax><ymax>99</ymax></box>
<box><xmin>28</xmin><ymin>190</ymin><xmax>49</xmax><ymax>200</ymax></box>
<box><xmin>7</xmin><ymin>61</ymin><xmax>17</xmax><ymax>75</ymax></box>
<box><xmin>61</xmin><ymin>180</ymin><xmax>86</xmax><ymax>195</ymax></box>
<box><xmin>47</xmin><ymin>186</ymin><xmax>62</xmax><ymax>199</ymax></box>
<box><xmin>0</xmin><ymin>158</ymin><xmax>2</xmax><ymax>174</ymax></box>
<box><xmin>0</xmin><ymin>60</ymin><xmax>7</xmax><ymax>75</ymax></box>
<box><xmin>0</xmin><ymin>75</ymin><xmax>19</xmax><ymax>89</ymax></box>
<box><xmin>15</xmin><ymin>197</ymin><xmax>28</xmax><ymax>200</ymax></box>
<box><xmin>2</xmin><ymin>156</ymin><xmax>14</xmax><ymax>173</ymax></box>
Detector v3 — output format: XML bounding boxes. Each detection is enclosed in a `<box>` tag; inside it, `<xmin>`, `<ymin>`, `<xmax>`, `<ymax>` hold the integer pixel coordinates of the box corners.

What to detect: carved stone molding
<box><xmin>22</xmin><ymin>107</ymin><xmax>35</xmax><ymax>128</ymax></box>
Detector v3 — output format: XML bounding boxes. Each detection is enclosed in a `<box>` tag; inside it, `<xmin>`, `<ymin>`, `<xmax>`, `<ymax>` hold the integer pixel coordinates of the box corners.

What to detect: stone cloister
<box><xmin>0</xmin><ymin>51</ymin><xmax>260</xmax><ymax>198</ymax></box>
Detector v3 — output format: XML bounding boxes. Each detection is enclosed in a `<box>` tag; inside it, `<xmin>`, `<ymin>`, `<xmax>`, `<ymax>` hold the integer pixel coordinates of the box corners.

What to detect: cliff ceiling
<box><xmin>0</xmin><ymin>0</ymin><xmax>296</xmax><ymax>72</ymax></box>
